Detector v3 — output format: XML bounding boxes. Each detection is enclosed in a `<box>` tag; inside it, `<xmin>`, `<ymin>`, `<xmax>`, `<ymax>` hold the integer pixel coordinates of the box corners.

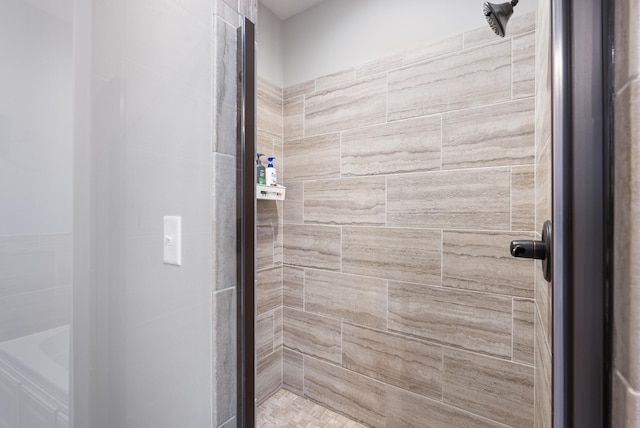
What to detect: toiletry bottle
<box><xmin>266</xmin><ymin>157</ymin><xmax>277</xmax><ymax>186</ymax></box>
<box><xmin>256</xmin><ymin>153</ymin><xmax>266</xmax><ymax>185</ymax></box>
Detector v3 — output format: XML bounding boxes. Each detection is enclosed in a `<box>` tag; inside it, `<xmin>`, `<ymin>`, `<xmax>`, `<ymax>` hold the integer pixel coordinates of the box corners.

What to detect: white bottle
<box><xmin>266</xmin><ymin>157</ymin><xmax>277</xmax><ymax>186</ymax></box>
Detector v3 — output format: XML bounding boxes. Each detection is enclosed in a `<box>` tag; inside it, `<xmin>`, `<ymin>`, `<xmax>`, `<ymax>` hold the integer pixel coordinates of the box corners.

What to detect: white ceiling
<box><xmin>259</xmin><ymin>0</ymin><xmax>327</xmax><ymax>20</ymax></box>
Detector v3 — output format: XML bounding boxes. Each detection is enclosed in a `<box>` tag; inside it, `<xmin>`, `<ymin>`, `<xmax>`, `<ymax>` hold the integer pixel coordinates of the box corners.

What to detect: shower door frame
<box><xmin>552</xmin><ymin>0</ymin><xmax>614</xmax><ymax>426</ymax></box>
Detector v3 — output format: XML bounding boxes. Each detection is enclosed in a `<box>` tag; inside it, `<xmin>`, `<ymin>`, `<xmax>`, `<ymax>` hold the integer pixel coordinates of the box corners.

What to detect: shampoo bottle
<box><xmin>256</xmin><ymin>153</ymin><xmax>266</xmax><ymax>185</ymax></box>
<box><xmin>266</xmin><ymin>157</ymin><xmax>277</xmax><ymax>186</ymax></box>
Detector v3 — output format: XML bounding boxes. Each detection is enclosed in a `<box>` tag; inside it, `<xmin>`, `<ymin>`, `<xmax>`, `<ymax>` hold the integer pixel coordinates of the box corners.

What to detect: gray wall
<box><xmin>279</xmin><ymin>0</ymin><xmax>538</xmax><ymax>86</ymax></box>
<box><xmin>612</xmin><ymin>0</ymin><xmax>640</xmax><ymax>426</ymax></box>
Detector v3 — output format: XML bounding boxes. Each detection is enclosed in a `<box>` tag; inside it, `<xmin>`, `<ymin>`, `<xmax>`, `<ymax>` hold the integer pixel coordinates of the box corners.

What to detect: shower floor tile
<box><xmin>257</xmin><ymin>388</ymin><xmax>369</xmax><ymax>427</ymax></box>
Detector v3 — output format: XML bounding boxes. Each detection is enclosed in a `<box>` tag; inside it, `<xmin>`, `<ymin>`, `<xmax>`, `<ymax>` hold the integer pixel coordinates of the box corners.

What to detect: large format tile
<box><xmin>512</xmin><ymin>165</ymin><xmax>536</xmax><ymax>231</ymax></box>
<box><xmin>305</xmin><ymin>270</ymin><xmax>387</xmax><ymax>329</ymax></box>
<box><xmin>305</xmin><ymin>75</ymin><xmax>387</xmax><ymax>136</ymax></box>
<box><xmin>282</xmin><ymin>181</ymin><xmax>304</xmax><ymax>224</ymax></box>
<box><xmin>442</xmin><ymin>231</ymin><xmax>535</xmax><ymax>298</ymax></box>
<box><xmin>463</xmin><ymin>12</ymin><xmax>536</xmax><ymax>49</ymax></box>
<box><xmin>388</xmin><ymin>281</ymin><xmax>512</xmax><ymax>358</ymax></box>
<box><xmin>304</xmin><ymin>177</ymin><xmax>386</xmax><ymax>226</ymax></box>
<box><xmin>342</xmin><ymin>324</ymin><xmax>442</xmax><ymax>399</ymax></box>
<box><xmin>257</xmin><ymin>78</ymin><xmax>283</xmax><ymax>140</ymax></box>
<box><xmin>513</xmin><ymin>32</ymin><xmax>536</xmax><ymax>99</ymax></box>
<box><xmin>612</xmin><ymin>370</ymin><xmax>640</xmax><ymax>428</ymax></box>
<box><xmin>387</xmin><ymin>168</ymin><xmax>511</xmax><ymax>230</ymax></box>
<box><xmin>386</xmin><ymin>385</ymin><xmax>507</xmax><ymax>428</ymax></box>
<box><xmin>283</xmin><ymin>224</ymin><xmax>341</xmax><ymax>271</ymax></box>
<box><xmin>212</xmin><ymin>287</ymin><xmax>236</xmax><ymax>426</ymax></box>
<box><xmin>356</xmin><ymin>54</ymin><xmax>403</xmax><ymax>79</ymax></box>
<box><xmin>443</xmin><ymin>348</ymin><xmax>534</xmax><ymax>427</ymax></box>
<box><xmin>441</xmin><ymin>98</ymin><xmax>535</xmax><ymax>169</ymax></box>
<box><xmin>256</xmin><ymin>348</ymin><xmax>282</xmax><ymax>405</ymax></box>
<box><xmin>256</xmin><ymin>311</ymin><xmax>274</xmax><ymax>360</ymax></box>
<box><xmin>535</xmin><ymin>308</ymin><xmax>552</xmax><ymax>428</ymax></box>
<box><xmin>282</xmin><ymin>266</ymin><xmax>304</xmax><ymax>309</ymax></box>
<box><xmin>341</xmin><ymin>116</ymin><xmax>442</xmax><ymax>177</ymax></box>
<box><xmin>315</xmin><ymin>67</ymin><xmax>355</xmax><ymax>91</ymax></box>
<box><xmin>283</xmin><ymin>134</ymin><xmax>340</xmax><ymax>182</ymax></box>
<box><xmin>513</xmin><ymin>298</ymin><xmax>535</xmax><ymax>365</ymax></box>
<box><xmin>283</xmin><ymin>308</ymin><xmax>341</xmax><ymax>364</ymax></box>
<box><xmin>256</xmin><ymin>266</ymin><xmax>282</xmax><ymax>314</ymax></box>
<box><xmin>388</xmin><ymin>39</ymin><xmax>511</xmax><ymax>120</ymax></box>
<box><xmin>342</xmin><ymin>227</ymin><xmax>441</xmax><ymax>285</ymax></box>
<box><xmin>282</xmin><ymin>348</ymin><xmax>304</xmax><ymax>395</ymax></box>
<box><xmin>212</xmin><ymin>153</ymin><xmax>237</xmax><ymax>290</ymax></box>
<box><xmin>283</xmin><ymin>95</ymin><xmax>304</xmax><ymax>141</ymax></box>
<box><xmin>304</xmin><ymin>357</ymin><xmax>387</xmax><ymax>428</ymax></box>
<box><xmin>256</xmin><ymin>225</ymin><xmax>274</xmax><ymax>270</ymax></box>
<box><xmin>613</xmin><ymin>0</ymin><xmax>640</xmax><ymax>92</ymax></box>
<box><xmin>284</xmin><ymin>79</ymin><xmax>315</xmax><ymax>100</ymax></box>
<box><xmin>402</xmin><ymin>35</ymin><xmax>463</xmax><ymax>67</ymax></box>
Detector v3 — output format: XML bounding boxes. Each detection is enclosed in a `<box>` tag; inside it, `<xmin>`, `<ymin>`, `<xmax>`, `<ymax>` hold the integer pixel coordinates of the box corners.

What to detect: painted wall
<box><xmin>274</xmin><ymin>13</ymin><xmax>538</xmax><ymax>427</ymax></box>
<box><xmin>612</xmin><ymin>0</ymin><xmax>640</xmax><ymax>425</ymax></box>
<box><xmin>280</xmin><ymin>0</ymin><xmax>538</xmax><ymax>86</ymax></box>
<box><xmin>257</xmin><ymin>3</ymin><xmax>284</xmax><ymax>87</ymax></box>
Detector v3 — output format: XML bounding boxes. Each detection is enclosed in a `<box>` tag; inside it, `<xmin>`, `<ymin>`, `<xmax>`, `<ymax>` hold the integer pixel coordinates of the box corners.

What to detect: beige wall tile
<box><xmin>342</xmin><ymin>227</ymin><xmax>441</xmax><ymax>285</ymax></box>
<box><xmin>283</xmin><ymin>266</ymin><xmax>304</xmax><ymax>309</ymax></box>
<box><xmin>283</xmin><ymin>308</ymin><xmax>341</xmax><ymax>363</ymax></box>
<box><xmin>614</xmin><ymin>0</ymin><xmax>640</xmax><ymax>92</ymax></box>
<box><xmin>614</xmin><ymin>80</ymin><xmax>640</xmax><ymax>391</ymax></box>
<box><xmin>536</xmin><ymin>139</ymin><xmax>552</xmax><ymax>234</ymax></box>
<box><xmin>283</xmin><ymin>181</ymin><xmax>304</xmax><ymax>224</ymax></box>
<box><xmin>341</xmin><ymin>116</ymin><xmax>441</xmax><ymax>177</ymax></box>
<box><xmin>304</xmin><ymin>356</ymin><xmax>388</xmax><ymax>428</ymax></box>
<box><xmin>274</xmin><ymin>307</ymin><xmax>283</xmax><ymax>348</ymax></box>
<box><xmin>315</xmin><ymin>67</ymin><xmax>355</xmax><ymax>91</ymax></box>
<box><xmin>305</xmin><ymin>75</ymin><xmax>387</xmax><ymax>136</ymax></box>
<box><xmin>388</xmin><ymin>39</ymin><xmax>510</xmax><ymax>120</ymax></box>
<box><xmin>442</xmin><ymin>231</ymin><xmax>535</xmax><ymax>298</ymax></box>
<box><xmin>388</xmin><ymin>281</ymin><xmax>512</xmax><ymax>358</ymax></box>
<box><xmin>512</xmin><ymin>165</ymin><xmax>536</xmax><ymax>231</ymax></box>
<box><xmin>284</xmin><ymin>96</ymin><xmax>304</xmax><ymax>141</ymax></box>
<box><xmin>256</xmin><ymin>225</ymin><xmax>274</xmax><ymax>270</ymax></box>
<box><xmin>386</xmin><ymin>386</ymin><xmax>505</xmax><ymax>428</ymax></box>
<box><xmin>256</xmin><ymin>312</ymin><xmax>274</xmax><ymax>360</ymax></box>
<box><xmin>256</xmin><ymin>266</ymin><xmax>282</xmax><ymax>315</ymax></box>
<box><xmin>612</xmin><ymin>370</ymin><xmax>640</xmax><ymax>428</ymax></box>
<box><xmin>513</xmin><ymin>32</ymin><xmax>536</xmax><ymax>99</ymax></box>
<box><xmin>402</xmin><ymin>35</ymin><xmax>463</xmax><ymax>67</ymax></box>
<box><xmin>283</xmin><ymin>133</ymin><xmax>340</xmax><ymax>182</ymax></box>
<box><xmin>535</xmin><ymin>308</ymin><xmax>552</xmax><ymax>428</ymax></box>
<box><xmin>535</xmin><ymin>257</ymin><xmax>553</xmax><ymax>350</ymax></box>
<box><xmin>284</xmin><ymin>79</ymin><xmax>315</xmax><ymax>100</ymax></box>
<box><xmin>256</xmin><ymin>348</ymin><xmax>282</xmax><ymax>405</ymax></box>
<box><xmin>283</xmin><ymin>224</ymin><xmax>341</xmax><ymax>271</ymax></box>
<box><xmin>282</xmin><ymin>348</ymin><xmax>304</xmax><ymax>395</ymax></box>
<box><xmin>464</xmin><ymin>12</ymin><xmax>536</xmax><ymax>49</ymax></box>
<box><xmin>305</xmin><ymin>270</ymin><xmax>387</xmax><ymax>329</ymax></box>
<box><xmin>535</xmin><ymin>7</ymin><xmax>552</xmax><ymax>152</ymax></box>
<box><xmin>442</xmin><ymin>98</ymin><xmax>535</xmax><ymax>169</ymax></box>
<box><xmin>387</xmin><ymin>168</ymin><xmax>511</xmax><ymax>230</ymax></box>
<box><xmin>356</xmin><ymin>54</ymin><xmax>403</xmax><ymax>79</ymax></box>
<box><xmin>443</xmin><ymin>348</ymin><xmax>534</xmax><ymax>427</ymax></box>
<box><xmin>513</xmin><ymin>298</ymin><xmax>535</xmax><ymax>365</ymax></box>
<box><xmin>304</xmin><ymin>177</ymin><xmax>386</xmax><ymax>226</ymax></box>
<box><xmin>257</xmin><ymin>78</ymin><xmax>283</xmax><ymax>140</ymax></box>
<box><xmin>342</xmin><ymin>323</ymin><xmax>443</xmax><ymax>399</ymax></box>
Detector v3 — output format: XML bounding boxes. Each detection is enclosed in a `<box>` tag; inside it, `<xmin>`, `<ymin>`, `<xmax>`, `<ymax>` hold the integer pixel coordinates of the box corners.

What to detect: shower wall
<box><xmin>277</xmin><ymin>13</ymin><xmax>537</xmax><ymax>427</ymax></box>
<box><xmin>612</xmin><ymin>0</ymin><xmax>640</xmax><ymax>425</ymax></box>
<box><xmin>255</xmin><ymin>77</ymin><xmax>285</xmax><ymax>404</ymax></box>
<box><xmin>534</xmin><ymin>0</ymin><xmax>553</xmax><ymax>427</ymax></box>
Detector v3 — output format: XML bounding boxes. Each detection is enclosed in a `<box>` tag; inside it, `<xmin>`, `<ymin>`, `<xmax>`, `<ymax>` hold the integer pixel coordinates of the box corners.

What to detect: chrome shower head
<box><xmin>484</xmin><ymin>0</ymin><xmax>518</xmax><ymax>37</ymax></box>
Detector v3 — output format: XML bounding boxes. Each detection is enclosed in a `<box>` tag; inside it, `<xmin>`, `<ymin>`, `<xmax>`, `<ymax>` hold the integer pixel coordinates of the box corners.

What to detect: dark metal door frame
<box><xmin>237</xmin><ymin>16</ymin><xmax>256</xmax><ymax>428</ymax></box>
<box><xmin>552</xmin><ymin>0</ymin><xmax>614</xmax><ymax>426</ymax></box>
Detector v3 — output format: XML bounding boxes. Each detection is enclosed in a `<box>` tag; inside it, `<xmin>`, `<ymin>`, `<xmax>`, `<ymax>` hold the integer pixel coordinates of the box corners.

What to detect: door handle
<box><xmin>510</xmin><ymin>220</ymin><xmax>552</xmax><ymax>282</ymax></box>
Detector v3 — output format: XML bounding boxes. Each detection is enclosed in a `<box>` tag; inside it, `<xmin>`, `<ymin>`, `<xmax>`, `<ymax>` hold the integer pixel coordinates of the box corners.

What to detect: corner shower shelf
<box><xmin>257</xmin><ymin>184</ymin><xmax>286</xmax><ymax>201</ymax></box>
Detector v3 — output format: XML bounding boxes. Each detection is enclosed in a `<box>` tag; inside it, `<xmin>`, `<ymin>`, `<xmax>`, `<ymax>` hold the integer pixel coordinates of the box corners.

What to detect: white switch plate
<box><xmin>163</xmin><ymin>216</ymin><xmax>182</xmax><ymax>266</ymax></box>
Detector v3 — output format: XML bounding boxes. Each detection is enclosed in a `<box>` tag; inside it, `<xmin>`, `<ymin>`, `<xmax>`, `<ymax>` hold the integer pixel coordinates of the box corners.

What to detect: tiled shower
<box><xmin>256</xmin><ymin>5</ymin><xmax>552</xmax><ymax>427</ymax></box>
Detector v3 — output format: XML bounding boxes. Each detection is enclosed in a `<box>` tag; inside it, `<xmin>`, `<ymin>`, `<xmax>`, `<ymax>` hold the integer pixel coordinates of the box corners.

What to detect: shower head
<box><xmin>483</xmin><ymin>0</ymin><xmax>518</xmax><ymax>37</ymax></box>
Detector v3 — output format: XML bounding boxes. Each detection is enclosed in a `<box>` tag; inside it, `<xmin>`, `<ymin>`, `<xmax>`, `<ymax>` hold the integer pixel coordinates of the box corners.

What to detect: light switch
<box><xmin>163</xmin><ymin>216</ymin><xmax>182</xmax><ymax>266</ymax></box>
